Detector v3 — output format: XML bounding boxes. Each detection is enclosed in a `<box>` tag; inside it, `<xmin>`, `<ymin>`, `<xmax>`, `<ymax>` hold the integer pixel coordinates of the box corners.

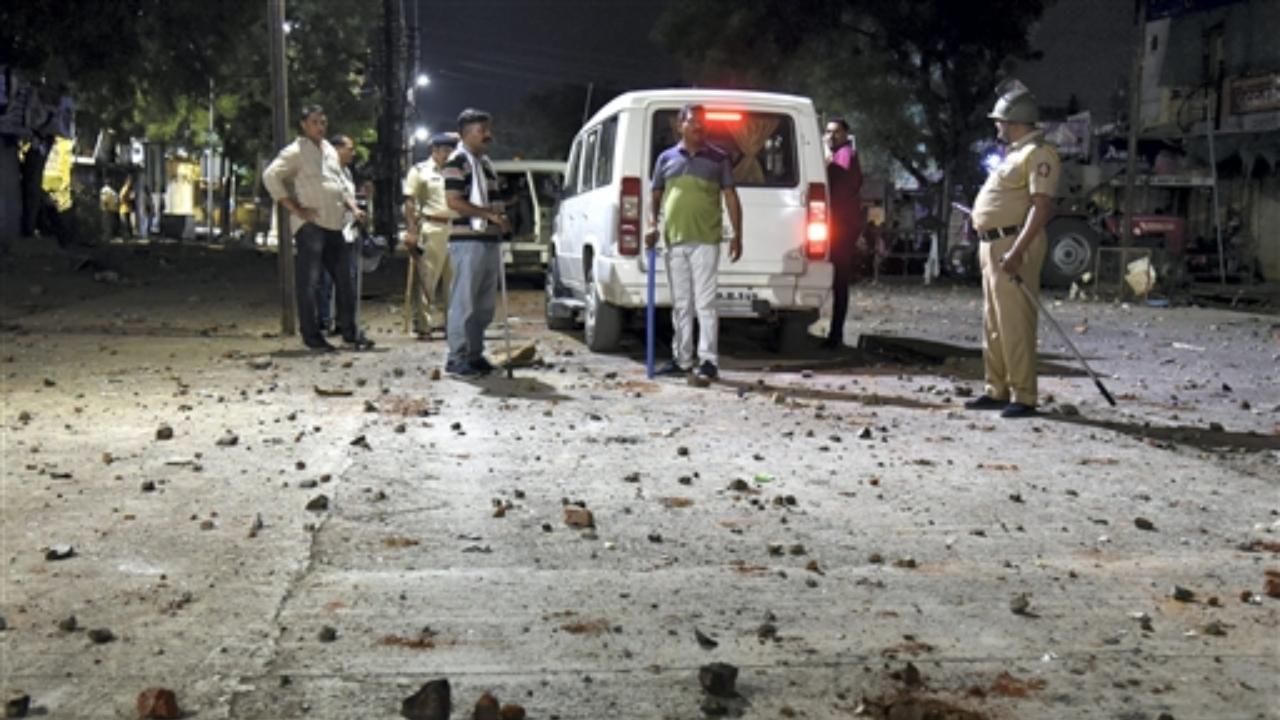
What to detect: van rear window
<box><xmin>650</xmin><ymin>110</ymin><xmax>798</xmax><ymax>188</ymax></box>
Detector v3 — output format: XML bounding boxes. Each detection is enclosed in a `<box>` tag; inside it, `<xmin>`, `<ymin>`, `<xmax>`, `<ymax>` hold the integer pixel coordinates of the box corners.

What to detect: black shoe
<box><xmin>696</xmin><ymin>360</ymin><xmax>719</xmax><ymax>380</ymax></box>
<box><xmin>305</xmin><ymin>339</ymin><xmax>337</xmax><ymax>353</ymax></box>
<box><xmin>343</xmin><ymin>335</ymin><xmax>375</xmax><ymax>351</ymax></box>
<box><xmin>1001</xmin><ymin>402</ymin><xmax>1037</xmax><ymax>418</ymax></box>
<box><xmin>446</xmin><ymin>362</ymin><xmax>482</xmax><ymax>377</ymax></box>
<box><xmin>821</xmin><ymin>337</ymin><xmax>843</xmax><ymax>350</ymax></box>
<box><xmin>472</xmin><ymin>356</ymin><xmax>496</xmax><ymax>373</ymax></box>
<box><xmin>964</xmin><ymin>395</ymin><xmax>1006</xmax><ymax>410</ymax></box>
<box><xmin>655</xmin><ymin>360</ymin><xmax>689</xmax><ymax>376</ymax></box>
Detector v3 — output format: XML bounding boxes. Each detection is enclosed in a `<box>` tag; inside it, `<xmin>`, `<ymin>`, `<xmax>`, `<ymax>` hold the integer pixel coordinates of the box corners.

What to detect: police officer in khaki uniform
<box><xmin>964</xmin><ymin>88</ymin><xmax>1060</xmax><ymax>418</ymax></box>
<box><xmin>403</xmin><ymin>132</ymin><xmax>459</xmax><ymax>339</ymax></box>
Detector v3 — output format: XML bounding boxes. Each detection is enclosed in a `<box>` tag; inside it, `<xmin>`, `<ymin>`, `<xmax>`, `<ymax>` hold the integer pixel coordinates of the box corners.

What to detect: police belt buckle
<box><xmin>978</xmin><ymin>225</ymin><xmax>1021</xmax><ymax>242</ymax></box>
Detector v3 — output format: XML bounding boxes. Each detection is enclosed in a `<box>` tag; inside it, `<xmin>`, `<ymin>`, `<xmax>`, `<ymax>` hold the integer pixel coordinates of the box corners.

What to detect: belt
<box><xmin>422</xmin><ymin>215</ymin><xmax>451</xmax><ymax>224</ymax></box>
<box><xmin>977</xmin><ymin>225</ymin><xmax>1021</xmax><ymax>242</ymax></box>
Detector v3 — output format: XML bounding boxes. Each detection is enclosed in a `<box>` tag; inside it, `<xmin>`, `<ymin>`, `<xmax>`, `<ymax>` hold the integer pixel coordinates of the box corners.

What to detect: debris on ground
<box><xmin>401</xmin><ymin>678</ymin><xmax>450</xmax><ymax>720</ymax></box>
<box><xmin>135</xmin><ymin>688</ymin><xmax>180</xmax><ymax>719</ymax></box>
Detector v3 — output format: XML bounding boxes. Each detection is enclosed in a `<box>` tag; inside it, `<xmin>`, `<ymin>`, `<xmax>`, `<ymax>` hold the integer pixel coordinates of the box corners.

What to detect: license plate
<box><xmin>716</xmin><ymin>290</ymin><xmax>757</xmax><ymax>302</ymax></box>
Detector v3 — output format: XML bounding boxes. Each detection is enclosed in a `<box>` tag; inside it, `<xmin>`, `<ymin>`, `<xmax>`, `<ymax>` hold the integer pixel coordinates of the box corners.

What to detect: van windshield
<box><xmin>650</xmin><ymin>109</ymin><xmax>798</xmax><ymax>188</ymax></box>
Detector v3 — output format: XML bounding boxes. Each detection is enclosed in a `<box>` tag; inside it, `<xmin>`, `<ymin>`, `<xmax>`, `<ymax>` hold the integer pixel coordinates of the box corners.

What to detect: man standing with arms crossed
<box><xmin>646</xmin><ymin>103</ymin><xmax>743</xmax><ymax>381</ymax></box>
<box><xmin>442</xmin><ymin>108</ymin><xmax>510</xmax><ymax>377</ymax></box>
<box><xmin>823</xmin><ymin>117</ymin><xmax>864</xmax><ymax>349</ymax></box>
<box><xmin>964</xmin><ymin>88</ymin><xmax>1059</xmax><ymax>418</ymax></box>
<box><xmin>404</xmin><ymin>132</ymin><xmax>458</xmax><ymax>340</ymax></box>
<box><xmin>264</xmin><ymin>105</ymin><xmax>371</xmax><ymax>352</ymax></box>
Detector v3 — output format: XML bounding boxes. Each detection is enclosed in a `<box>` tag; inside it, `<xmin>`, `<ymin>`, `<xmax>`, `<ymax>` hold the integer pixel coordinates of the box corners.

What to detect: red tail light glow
<box><xmin>704</xmin><ymin>111</ymin><xmax>743</xmax><ymax>123</ymax></box>
<box><xmin>805</xmin><ymin>183</ymin><xmax>828</xmax><ymax>260</ymax></box>
<box><xmin>619</xmin><ymin>176</ymin><xmax>642</xmax><ymax>256</ymax></box>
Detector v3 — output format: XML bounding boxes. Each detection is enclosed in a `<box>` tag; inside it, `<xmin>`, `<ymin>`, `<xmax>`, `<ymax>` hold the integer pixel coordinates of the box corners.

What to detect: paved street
<box><xmin>2</xmin><ymin>239</ymin><xmax>1278</xmax><ymax>719</ymax></box>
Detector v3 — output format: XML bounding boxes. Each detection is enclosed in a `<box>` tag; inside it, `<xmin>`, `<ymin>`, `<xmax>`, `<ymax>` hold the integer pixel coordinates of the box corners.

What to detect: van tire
<box><xmin>544</xmin><ymin>258</ymin><xmax>576</xmax><ymax>330</ymax></box>
<box><xmin>584</xmin><ymin>280</ymin><xmax>623</xmax><ymax>352</ymax></box>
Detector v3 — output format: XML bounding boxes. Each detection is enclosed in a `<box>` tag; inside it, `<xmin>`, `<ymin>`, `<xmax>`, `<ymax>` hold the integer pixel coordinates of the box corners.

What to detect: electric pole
<box><xmin>268</xmin><ymin>0</ymin><xmax>295</xmax><ymax>334</ymax></box>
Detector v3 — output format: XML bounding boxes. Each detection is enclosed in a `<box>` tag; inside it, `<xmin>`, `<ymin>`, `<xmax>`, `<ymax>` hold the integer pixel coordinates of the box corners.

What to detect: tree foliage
<box><xmin>655</xmin><ymin>0</ymin><xmax>1048</xmax><ymax>193</ymax></box>
<box><xmin>1</xmin><ymin>0</ymin><xmax>380</xmax><ymax>169</ymax></box>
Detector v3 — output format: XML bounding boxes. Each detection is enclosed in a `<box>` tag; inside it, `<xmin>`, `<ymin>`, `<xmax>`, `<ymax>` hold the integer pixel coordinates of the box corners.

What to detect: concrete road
<box><xmin>2</xmin><ymin>239</ymin><xmax>1277</xmax><ymax>719</ymax></box>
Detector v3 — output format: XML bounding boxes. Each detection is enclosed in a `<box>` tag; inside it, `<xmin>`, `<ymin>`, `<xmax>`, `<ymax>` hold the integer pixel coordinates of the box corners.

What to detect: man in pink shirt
<box><xmin>823</xmin><ymin>117</ymin><xmax>864</xmax><ymax>349</ymax></box>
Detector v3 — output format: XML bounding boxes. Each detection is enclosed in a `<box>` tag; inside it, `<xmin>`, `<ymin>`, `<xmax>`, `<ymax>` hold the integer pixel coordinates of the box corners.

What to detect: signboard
<box><xmin>1147</xmin><ymin>0</ymin><xmax>1244</xmax><ymax>20</ymax></box>
<box><xmin>1225</xmin><ymin>74</ymin><xmax>1280</xmax><ymax>116</ymax></box>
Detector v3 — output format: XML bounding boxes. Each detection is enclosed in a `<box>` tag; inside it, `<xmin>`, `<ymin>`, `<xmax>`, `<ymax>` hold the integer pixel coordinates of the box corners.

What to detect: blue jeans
<box><xmin>296</xmin><ymin>223</ymin><xmax>356</xmax><ymax>345</ymax></box>
<box><xmin>446</xmin><ymin>240</ymin><xmax>501</xmax><ymax>367</ymax></box>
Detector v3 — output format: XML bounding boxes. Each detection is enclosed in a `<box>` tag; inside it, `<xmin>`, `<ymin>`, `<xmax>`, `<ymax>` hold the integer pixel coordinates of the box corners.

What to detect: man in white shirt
<box><xmin>263</xmin><ymin>105</ymin><xmax>371</xmax><ymax>351</ymax></box>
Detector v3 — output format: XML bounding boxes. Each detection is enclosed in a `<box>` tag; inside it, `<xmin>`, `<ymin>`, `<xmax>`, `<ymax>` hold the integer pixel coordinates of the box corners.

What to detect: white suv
<box><xmin>545</xmin><ymin>89</ymin><xmax>834</xmax><ymax>352</ymax></box>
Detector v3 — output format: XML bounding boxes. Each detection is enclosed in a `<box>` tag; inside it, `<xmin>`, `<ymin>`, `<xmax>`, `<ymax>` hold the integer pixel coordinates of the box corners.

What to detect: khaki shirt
<box><xmin>263</xmin><ymin>137</ymin><xmax>352</xmax><ymax>233</ymax></box>
<box><xmin>972</xmin><ymin>130</ymin><xmax>1060</xmax><ymax>232</ymax></box>
<box><xmin>403</xmin><ymin>158</ymin><xmax>454</xmax><ymax>234</ymax></box>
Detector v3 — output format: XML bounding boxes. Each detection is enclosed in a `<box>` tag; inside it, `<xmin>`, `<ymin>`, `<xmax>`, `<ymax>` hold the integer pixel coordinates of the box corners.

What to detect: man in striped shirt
<box><xmin>263</xmin><ymin>105</ymin><xmax>371</xmax><ymax>352</ymax></box>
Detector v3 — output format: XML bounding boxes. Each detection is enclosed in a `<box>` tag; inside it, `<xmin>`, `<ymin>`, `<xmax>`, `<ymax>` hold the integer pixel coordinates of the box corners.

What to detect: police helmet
<box><xmin>988</xmin><ymin>90</ymin><xmax>1039</xmax><ymax>125</ymax></box>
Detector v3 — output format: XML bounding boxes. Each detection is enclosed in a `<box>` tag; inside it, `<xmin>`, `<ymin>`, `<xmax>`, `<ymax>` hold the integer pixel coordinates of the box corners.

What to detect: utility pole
<box><xmin>268</xmin><ymin>0</ymin><xmax>296</xmax><ymax>334</ymax></box>
<box><xmin>373</xmin><ymin>0</ymin><xmax>406</xmax><ymax>246</ymax></box>
<box><xmin>1120</xmin><ymin>0</ymin><xmax>1146</xmax><ymax>249</ymax></box>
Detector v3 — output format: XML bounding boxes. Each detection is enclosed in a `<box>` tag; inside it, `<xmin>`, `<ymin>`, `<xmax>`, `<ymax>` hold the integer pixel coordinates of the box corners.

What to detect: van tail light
<box><xmin>618</xmin><ymin>176</ymin><xmax>642</xmax><ymax>256</ymax></box>
<box><xmin>805</xmin><ymin>182</ymin><xmax>829</xmax><ymax>260</ymax></box>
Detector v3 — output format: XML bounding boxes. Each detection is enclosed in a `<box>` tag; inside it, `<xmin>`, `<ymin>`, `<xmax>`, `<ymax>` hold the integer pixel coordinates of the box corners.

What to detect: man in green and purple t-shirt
<box><xmin>645</xmin><ymin>103</ymin><xmax>743</xmax><ymax>381</ymax></box>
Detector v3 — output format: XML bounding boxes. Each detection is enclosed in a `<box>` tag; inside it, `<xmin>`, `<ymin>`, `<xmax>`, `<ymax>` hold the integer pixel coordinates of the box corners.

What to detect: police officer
<box><xmin>403</xmin><ymin>132</ymin><xmax>459</xmax><ymax>340</ymax></box>
<box><xmin>964</xmin><ymin>88</ymin><xmax>1060</xmax><ymax>419</ymax></box>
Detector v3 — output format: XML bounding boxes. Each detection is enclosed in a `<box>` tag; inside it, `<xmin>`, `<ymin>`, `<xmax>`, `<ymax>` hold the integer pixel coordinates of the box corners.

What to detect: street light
<box><xmin>413</xmin><ymin>126</ymin><xmax>430</xmax><ymax>143</ymax></box>
<box><xmin>416</xmin><ymin>73</ymin><xmax>431</xmax><ymax>88</ymax></box>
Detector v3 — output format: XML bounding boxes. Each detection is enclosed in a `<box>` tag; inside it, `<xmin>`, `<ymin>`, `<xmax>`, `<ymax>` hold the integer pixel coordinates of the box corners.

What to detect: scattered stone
<box><xmin>1134</xmin><ymin>517</ymin><xmax>1156</xmax><ymax>531</ymax></box>
<box><xmin>1208</xmin><ymin>421</ymin><xmax>1225</xmax><ymax>433</ymax></box>
<box><xmin>800</xmin><ymin>369</ymin><xmax>814</xmax><ymax>379</ymax></box>
<box><xmin>155</xmin><ymin>425</ymin><xmax>174</xmax><ymax>441</ymax></box>
<box><xmin>364</xmin><ymin>400</ymin><xmax>379</xmax><ymax>413</ymax></box>
<box><xmin>430</xmin><ymin>368</ymin><xmax>442</xmax><ymax>381</ymax></box>
<box><xmin>17</xmin><ymin>410</ymin><xmax>32</xmax><ymax>424</ymax></box>
<box><xmin>623</xmin><ymin>472</ymin><xmax>641</xmax><ymax>483</ymax></box>
<box><xmin>867</xmin><ymin>552</ymin><xmax>884</xmax><ymax>564</ymax></box>
<box><xmin>727</xmin><ymin>479</ymin><xmax>750</xmax><ymax>492</ymax></box>
<box><xmin>676</xmin><ymin>446</ymin><xmax>690</xmax><ymax>457</ymax></box>
<box><xmin>473</xmin><ymin>691</ymin><xmax>500</xmax><ymax>720</ymax></box>
<box><xmin>317</xmin><ymin>625</ymin><xmax>337</xmax><ymax>642</ymax></box>
<box><xmin>893</xmin><ymin>661</ymin><xmax>923</xmax><ymax>687</ymax></box>
<box><xmin>299</xmin><ymin>479</ymin><xmax>318</xmax><ymax>489</ymax></box>
<box><xmin>564</xmin><ymin>507</ymin><xmax>594</xmax><ymax>529</ymax></box>
<box><xmin>498</xmin><ymin>704</ymin><xmax>526</xmax><ymax>720</ymax></box>
<box><xmin>1201</xmin><ymin>620</ymin><xmax>1228</xmax><ymax>637</ymax></box>
<box><xmin>893</xmin><ymin>557</ymin><xmax>918</xmax><ymax>569</ymax></box>
<box><xmin>401</xmin><ymin>678</ymin><xmax>450</xmax><ymax>720</ymax></box>
<box><xmin>694</xmin><ymin>628</ymin><xmax>719</xmax><ymax>650</ymax></box>
<box><xmin>698</xmin><ymin>662</ymin><xmax>738</xmax><ymax>697</ymax></box>
<box><xmin>687</xmin><ymin>374</ymin><xmax>711</xmax><ymax>388</ymax></box>
<box><xmin>140</xmin><ymin>480</ymin><xmax>156</xmax><ymax>493</ymax></box>
<box><xmin>136</xmin><ymin>687</ymin><xmax>180</xmax><ymax>719</ymax></box>
<box><xmin>248</xmin><ymin>356</ymin><xmax>273</xmax><ymax>370</ymax></box>
<box><xmin>857</xmin><ymin>427</ymin><xmax>873</xmax><ymax>440</ymax></box>
<box><xmin>1171</xmin><ymin>585</ymin><xmax>1196</xmax><ymax>602</ymax></box>
<box><xmin>305</xmin><ymin>494</ymin><xmax>330</xmax><ymax>512</ymax></box>
<box><xmin>87</xmin><ymin>628</ymin><xmax>115</xmax><ymax>644</ymax></box>
<box><xmin>757</xmin><ymin>622</ymin><xmax>778</xmax><ymax>642</ymax></box>
<box><xmin>57</xmin><ymin>616</ymin><xmax>78</xmax><ymax>632</ymax></box>
<box><xmin>45</xmin><ymin>544</ymin><xmax>74</xmax><ymax>561</ymax></box>
<box><xmin>248</xmin><ymin>514</ymin><xmax>265</xmax><ymax>538</ymax></box>
<box><xmin>350</xmin><ymin>435</ymin><xmax>372</xmax><ymax>450</ymax></box>
<box><xmin>1264</xmin><ymin>571</ymin><xmax>1280</xmax><ymax>599</ymax></box>
<box><xmin>1059</xmin><ymin>403</ymin><xmax>1080</xmax><ymax>417</ymax></box>
<box><xmin>394</xmin><ymin>422</ymin><xmax>407</xmax><ymax>433</ymax></box>
<box><xmin>6</xmin><ymin>693</ymin><xmax>30</xmax><ymax>718</ymax></box>
<box><xmin>1009</xmin><ymin>593</ymin><xmax>1031</xmax><ymax>616</ymax></box>
<box><xmin>216</xmin><ymin>432</ymin><xmax>239</xmax><ymax>447</ymax></box>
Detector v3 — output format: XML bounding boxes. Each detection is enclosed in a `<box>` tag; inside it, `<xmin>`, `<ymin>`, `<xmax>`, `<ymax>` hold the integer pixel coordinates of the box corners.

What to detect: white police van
<box><xmin>545</xmin><ymin>89</ymin><xmax>833</xmax><ymax>352</ymax></box>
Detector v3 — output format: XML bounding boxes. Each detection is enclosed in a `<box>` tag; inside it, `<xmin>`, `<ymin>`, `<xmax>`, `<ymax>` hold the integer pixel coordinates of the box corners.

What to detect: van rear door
<box><xmin>647</xmin><ymin>107</ymin><xmax>808</xmax><ymax>276</ymax></box>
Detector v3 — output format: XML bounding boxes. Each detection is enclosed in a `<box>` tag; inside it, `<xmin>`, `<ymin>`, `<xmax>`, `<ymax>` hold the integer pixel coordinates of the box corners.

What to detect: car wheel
<box><xmin>1043</xmin><ymin>218</ymin><xmax>1099</xmax><ymax>288</ymax></box>
<box><xmin>584</xmin><ymin>277</ymin><xmax>623</xmax><ymax>352</ymax></box>
<box><xmin>544</xmin><ymin>257</ymin><xmax>575</xmax><ymax>330</ymax></box>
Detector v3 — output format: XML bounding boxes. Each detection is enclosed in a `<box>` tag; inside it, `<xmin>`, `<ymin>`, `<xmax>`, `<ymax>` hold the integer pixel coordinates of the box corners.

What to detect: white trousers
<box><xmin>666</xmin><ymin>242</ymin><xmax>720</xmax><ymax>368</ymax></box>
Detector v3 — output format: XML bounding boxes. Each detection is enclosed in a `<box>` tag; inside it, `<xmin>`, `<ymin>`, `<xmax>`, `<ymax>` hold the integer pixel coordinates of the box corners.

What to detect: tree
<box><xmin>500</xmin><ymin>83</ymin><xmax>625</xmax><ymax>160</ymax></box>
<box><xmin>655</xmin><ymin>0</ymin><xmax>1048</xmax><ymax>197</ymax></box>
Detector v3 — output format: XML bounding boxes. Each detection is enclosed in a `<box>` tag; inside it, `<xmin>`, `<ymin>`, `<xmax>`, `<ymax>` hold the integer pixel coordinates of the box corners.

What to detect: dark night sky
<box><xmin>410</xmin><ymin>0</ymin><xmax>679</xmax><ymax>137</ymax></box>
<box><xmin>407</xmin><ymin>0</ymin><xmax>1133</xmax><ymax>139</ymax></box>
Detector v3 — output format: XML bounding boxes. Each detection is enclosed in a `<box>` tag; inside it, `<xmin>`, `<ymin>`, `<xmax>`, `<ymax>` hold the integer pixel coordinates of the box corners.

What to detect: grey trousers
<box><xmin>446</xmin><ymin>239</ymin><xmax>500</xmax><ymax>367</ymax></box>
